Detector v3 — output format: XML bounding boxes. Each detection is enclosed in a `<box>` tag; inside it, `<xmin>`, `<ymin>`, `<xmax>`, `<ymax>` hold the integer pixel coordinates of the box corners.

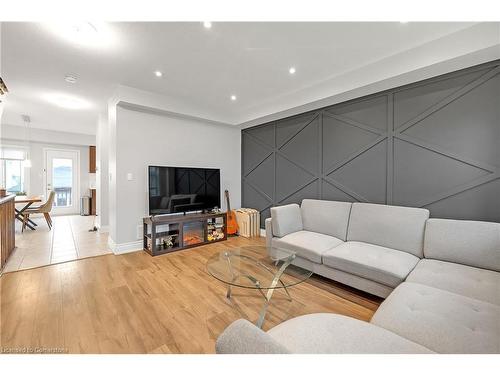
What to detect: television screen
<box><xmin>148</xmin><ymin>166</ymin><xmax>221</xmax><ymax>215</ymax></box>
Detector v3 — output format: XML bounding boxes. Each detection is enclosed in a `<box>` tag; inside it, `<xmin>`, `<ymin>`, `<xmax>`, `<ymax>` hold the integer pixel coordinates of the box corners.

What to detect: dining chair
<box><xmin>22</xmin><ymin>191</ymin><xmax>56</xmax><ymax>231</ymax></box>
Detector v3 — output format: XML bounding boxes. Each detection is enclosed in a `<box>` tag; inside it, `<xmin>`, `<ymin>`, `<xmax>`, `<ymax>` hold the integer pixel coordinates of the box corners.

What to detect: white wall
<box><xmin>108</xmin><ymin>103</ymin><xmax>117</xmax><ymax>241</ymax></box>
<box><xmin>96</xmin><ymin>114</ymin><xmax>109</xmax><ymax>230</ymax></box>
<box><xmin>109</xmin><ymin>105</ymin><xmax>241</xmax><ymax>246</ymax></box>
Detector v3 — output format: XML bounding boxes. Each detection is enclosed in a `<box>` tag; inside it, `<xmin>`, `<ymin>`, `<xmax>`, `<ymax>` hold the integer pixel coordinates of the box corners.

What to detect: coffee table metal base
<box><xmin>222</xmin><ymin>251</ymin><xmax>294</xmax><ymax>328</ymax></box>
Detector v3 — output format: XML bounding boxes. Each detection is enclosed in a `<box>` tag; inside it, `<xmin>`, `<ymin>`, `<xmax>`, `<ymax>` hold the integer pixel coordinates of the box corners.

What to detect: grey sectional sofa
<box><xmin>216</xmin><ymin>199</ymin><xmax>500</xmax><ymax>354</ymax></box>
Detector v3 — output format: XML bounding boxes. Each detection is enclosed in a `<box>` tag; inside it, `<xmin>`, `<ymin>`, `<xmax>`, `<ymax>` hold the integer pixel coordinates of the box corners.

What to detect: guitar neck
<box><xmin>225</xmin><ymin>190</ymin><xmax>231</xmax><ymax>212</ymax></box>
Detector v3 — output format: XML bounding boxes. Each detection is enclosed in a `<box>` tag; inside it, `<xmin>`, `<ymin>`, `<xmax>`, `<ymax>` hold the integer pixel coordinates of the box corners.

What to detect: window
<box><xmin>0</xmin><ymin>146</ymin><xmax>27</xmax><ymax>194</ymax></box>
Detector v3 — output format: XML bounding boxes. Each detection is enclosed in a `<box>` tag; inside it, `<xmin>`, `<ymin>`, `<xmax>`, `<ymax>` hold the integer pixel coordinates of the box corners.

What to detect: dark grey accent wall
<box><xmin>242</xmin><ymin>60</ymin><xmax>500</xmax><ymax>227</ymax></box>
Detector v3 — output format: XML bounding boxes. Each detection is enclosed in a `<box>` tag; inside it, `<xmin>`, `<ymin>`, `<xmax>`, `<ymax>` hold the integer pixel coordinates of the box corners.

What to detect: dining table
<box><xmin>15</xmin><ymin>195</ymin><xmax>42</xmax><ymax>230</ymax></box>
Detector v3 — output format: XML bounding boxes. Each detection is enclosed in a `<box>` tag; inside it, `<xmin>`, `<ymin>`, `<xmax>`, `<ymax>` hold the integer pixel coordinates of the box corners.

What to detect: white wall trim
<box><xmin>107</xmin><ymin>236</ymin><xmax>142</xmax><ymax>255</ymax></box>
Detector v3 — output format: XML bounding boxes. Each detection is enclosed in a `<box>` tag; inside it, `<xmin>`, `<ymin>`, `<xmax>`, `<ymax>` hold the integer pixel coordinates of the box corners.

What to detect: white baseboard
<box><xmin>107</xmin><ymin>236</ymin><xmax>142</xmax><ymax>255</ymax></box>
<box><xmin>260</xmin><ymin>228</ymin><xmax>265</xmax><ymax>237</ymax></box>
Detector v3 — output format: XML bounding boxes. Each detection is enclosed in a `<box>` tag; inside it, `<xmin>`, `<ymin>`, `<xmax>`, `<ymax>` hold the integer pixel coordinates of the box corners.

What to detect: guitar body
<box><xmin>226</xmin><ymin>210</ymin><xmax>238</xmax><ymax>235</ymax></box>
<box><xmin>224</xmin><ymin>190</ymin><xmax>239</xmax><ymax>235</ymax></box>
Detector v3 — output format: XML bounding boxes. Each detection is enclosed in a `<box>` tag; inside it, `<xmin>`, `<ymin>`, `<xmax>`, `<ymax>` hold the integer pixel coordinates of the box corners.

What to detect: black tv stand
<box><xmin>143</xmin><ymin>211</ymin><xmax>227</xmax><ymax>256</ymax></box>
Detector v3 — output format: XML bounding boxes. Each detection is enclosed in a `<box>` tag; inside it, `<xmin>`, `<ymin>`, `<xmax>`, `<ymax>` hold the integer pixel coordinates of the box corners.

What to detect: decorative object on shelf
<box><xmin>207</xmin><ymin>216</ymin><xmax>225</xmax><ymax>241</ymax></box>
<box><xmin>224</xmin><ymin>190</ymin><xmax>238</xmax><ymax>235</ymax></box>
<box><xmin>162</xmin><ymin>235</ymin><xmax>174</xmax><ymax>249</ymax></box>
<box><xmin>0</xmin><ymin>188</ymin><xmax>6</xmax><ymax>197</ymax></box>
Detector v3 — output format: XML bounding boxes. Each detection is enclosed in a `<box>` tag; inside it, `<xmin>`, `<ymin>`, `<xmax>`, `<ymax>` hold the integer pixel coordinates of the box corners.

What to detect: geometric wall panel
<box><xmin>276</xmin><ymin>113</ymin><xmax>318</xmax><ymax>148</ymax></box>
<box><xmin>242</xmin><ymin>133</ymin><xmax>272</xmax><ymax>175</ymax></box>
<box><xmin>246</xmin><ymin>123</ymin><xmax>276</xmax><ymax>148</ymax></box>
<box><xmin>279</xmin><ymin>179</ymin><xmax>319</xmax><ymax>205</ymax></box>
<box><xmin>404</xmin><ymin>73</ymin><xmax>500</xmax><ymax>168</ymax></box>
<box><xmin>245</xmin><ymin>154</ymin><xmax>275</xmax><ymax>200</ymax></box>
<box><xmin>280</xmin><ymin>116</ymin><xmax>320</xmax><ymax>173</ymax></box>
<box><xmin>322</xmin><ymin>179</ymin><xmax>357</xmax><ymax>202</ymax></box>
<box><xmin>276</xmin><ymin>154</ymin><xmax>315</xmax><ymax>201</ymax></box>
<box><xmin>424</xmin><ymin>178</ymin><xmax>500</xmax><ymax>223</ymax></box>
<box><xmin>323</xmin><ymin>115</ymin><xmax>380</xmax><ymax>172</ymax></box>
<box><xmin>260</xmin><ymin>207</ymin><xmax>271</xmax><ymax>228</ymax></box>
<box><xmin>328</xmin><ymin>140</ymin><xmax>387</xmax><ymax>204</ymax></box>
<box><xmin>393</xmin><ymin>139</ymin><xmax>490</xmax><ymax>206</ymax></box>
<box><xmin>325</xmin><ymin>95</ymin><xmax>388</xmax><ymax>132</ymax></box>
<box><xmin>242</xmin><ymin>183</ymin><xmax>271</xmax><ymax>213</ymax></box>
<box><xmin>242</xmin><ymin>60</ymin><xmax>500</xmax><ymax>227</ymax></box>
<box><xmin>394</xmin><ymin>67</ymin><xmax>492</xmax><ymax>128</ymax></box>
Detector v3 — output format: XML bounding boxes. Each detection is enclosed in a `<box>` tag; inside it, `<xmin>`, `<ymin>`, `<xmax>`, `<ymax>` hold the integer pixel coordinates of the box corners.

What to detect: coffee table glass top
<box><xmin>206</xmin><ymin>245</ymin><xmax>313</xmax><ymax>289</ymax></box>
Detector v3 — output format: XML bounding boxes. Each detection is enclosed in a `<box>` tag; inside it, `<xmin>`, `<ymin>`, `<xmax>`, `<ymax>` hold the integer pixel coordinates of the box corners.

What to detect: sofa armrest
<box><xmin>270</xmin><ymin>203</ymin><xmax>303</xmax><ymax>237</ymax></box>
<box><xmin>215</xmin><ymin>319</ymin><xmax>290</xmax><ymax>354</ymax></box>
<box><xmin>265</xmin><ymin>218</ymin><xmax>273</xmax><ymax>248</ymax></box>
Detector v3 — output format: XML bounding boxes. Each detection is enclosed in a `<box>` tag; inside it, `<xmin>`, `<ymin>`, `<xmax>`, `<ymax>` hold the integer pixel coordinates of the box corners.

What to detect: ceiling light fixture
<box><xmin>64</xmin><ymin>75</ymin><xmax>78</xmax><ymax>84</ymax></box>
<box><xmin>230</xmin><ymin>95</ymin><xmax>237</xmax><ymax>101</ymax></box>
<box><xmin>154</xmin><ymin>71</ymin><xmax>163</xmax><ymax>77</ymax></box>
<box><xmin>289</xmin><ymin>67</ymin><xmax>296</xmax><ymax>74</ymax></box>
<box><xmin>21</xmin><ymin>115</ymin><xmax>32</xmax><ymax>168</ymax></box>
<box><xmin>43</xmin><ymin>93</ymin><xmax>91</xmax><ymax>110</ymax></box>
<box><xmin>45</xmin><ymin>22</ymin><xmax>117</xmax><ymax>49</ymax></box>
<box><xmin>203</xmin><ymin>21</ymin><xmax>212</xmax><ymax>29</ymax></box>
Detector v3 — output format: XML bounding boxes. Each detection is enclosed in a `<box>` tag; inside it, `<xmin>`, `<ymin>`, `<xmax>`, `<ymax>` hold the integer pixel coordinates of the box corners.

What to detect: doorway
<box><xmin>44</xmin><ymin>148</ymin><xmax>80</xmax><ymax>215</ymax></box>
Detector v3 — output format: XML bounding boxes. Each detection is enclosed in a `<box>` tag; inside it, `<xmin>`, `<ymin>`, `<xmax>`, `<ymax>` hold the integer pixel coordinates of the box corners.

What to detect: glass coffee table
<box><xmin>206</xmin><ymin>245</ymin><xmax>313</xmax><ymax>328</ymax></box>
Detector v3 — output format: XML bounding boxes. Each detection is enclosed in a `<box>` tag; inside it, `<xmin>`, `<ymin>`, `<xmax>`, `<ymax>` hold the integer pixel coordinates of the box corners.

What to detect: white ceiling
<box><xmin>0</xmin><ymin>22</ymin><xmax>483</xmax><ymax>135</ymax></box>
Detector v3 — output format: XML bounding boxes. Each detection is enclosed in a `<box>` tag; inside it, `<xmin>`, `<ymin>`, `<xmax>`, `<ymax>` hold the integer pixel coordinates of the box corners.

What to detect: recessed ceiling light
<box><xmin>230</xmin><ymin>95</ymin><xmax>237</xmax><ymax>101</ymax></box>
<box><xmin>289</xmin><ymin>67</ymin><xmax>296</xmax><ymax>75</ymax></box>
<box><xmin>154</xmin><ymin>71</ymin><xmax>163</xmax><ymax>77</ymax></box>
<box><xmin>203</xmin><ymin>21</ymin><xmax>212</xmax><ymax>29</ymax></box>
<box><xmin>64</xmin><ymin>75</ymin><xmax>77</xmax><ymax>84</ymax></box>
<box><xmin>45</xmin><ymin>22</ymin><xmax>117</xmax><ymax>49</ymax></box>
<box><xmin>43</xmin><ymin>93</ymin><xmax>91</xmax><ymax>110</ymax></box>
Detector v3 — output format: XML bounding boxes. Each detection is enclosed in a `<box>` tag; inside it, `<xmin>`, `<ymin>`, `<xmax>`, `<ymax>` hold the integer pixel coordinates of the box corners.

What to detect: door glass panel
<box><xmin>52</xmin><ymin>158</ymin><xmax>73</xmax><ymax>207</ymax></box>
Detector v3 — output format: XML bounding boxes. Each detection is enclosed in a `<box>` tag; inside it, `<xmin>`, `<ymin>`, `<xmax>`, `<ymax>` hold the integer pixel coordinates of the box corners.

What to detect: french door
<box><xmin>44</xmin><ymin>149</ymin><xmax>80</xmax><ymax>215</ymax></box>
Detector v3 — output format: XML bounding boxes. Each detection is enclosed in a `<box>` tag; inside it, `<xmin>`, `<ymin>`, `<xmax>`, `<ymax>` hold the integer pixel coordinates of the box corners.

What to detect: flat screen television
<box><xmin>148</xmin><ymin>166</ymin><xmax>221</xmax><ymax>215</ymax></box>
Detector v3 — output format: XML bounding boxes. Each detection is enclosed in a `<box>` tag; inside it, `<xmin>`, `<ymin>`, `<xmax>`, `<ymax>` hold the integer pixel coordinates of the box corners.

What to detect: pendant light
<box><xmin>21</xmin><ymin>114</ymin><xmax>32</xmax><ymax>168</ymax></box>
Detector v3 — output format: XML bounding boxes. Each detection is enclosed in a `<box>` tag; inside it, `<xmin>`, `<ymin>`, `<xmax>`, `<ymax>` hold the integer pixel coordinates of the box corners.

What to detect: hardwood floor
<box><xmin>0</xmin><ymin>236</ymin><xmax>382</xmax><ymax>353</ymax></box>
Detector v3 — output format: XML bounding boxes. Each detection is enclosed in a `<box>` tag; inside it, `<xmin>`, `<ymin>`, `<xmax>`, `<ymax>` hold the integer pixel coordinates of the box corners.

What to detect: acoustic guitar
<box><xmin>224</xmin><ymin>190</ymin><xmax>238</xmax><ymax>235</ymax></box>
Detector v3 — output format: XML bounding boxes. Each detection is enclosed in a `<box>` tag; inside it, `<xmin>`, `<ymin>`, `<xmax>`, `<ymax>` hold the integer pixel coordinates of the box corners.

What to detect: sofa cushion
<box><xmin>347</xmin><ymin>203</ymin><xmax>429</xmax><ymax>257</ymax></box>
<box><xmin>267</xmin><ymin>313</ymin><xmax>433</xmax><ymax>353</ymax></box>
<box><xmin>271</xmin><ymin>203</ymin><xmax>303</xmax><ymax>238</ymax></box>
<box><xmin>407</xmin><ymin>259</ymin><xmax>500</xmax><ymax>305</ymax></box>
<box><xmin>300</xmin><ymin>199</ymin><xmax>352</xmax><ymax>240</ymax></box>
<box><xmin>272</xmin><ymin>230</ymin><xmax>343</xmax><ymax>264</ymax></box>
<box><xmin>322</xmin><ymin>241</ymin><xmax>419</xmax><ymax>287</ymax></box>
<box><xmin>216</xmin><ymin>319</ymin><xmax>290</xmax><ymax>354</ymax></box>
<box><xmin>371</xmin><ymin>282</ymin><xmax>500</xmax><ymax>353</ymax></box>
<box><xmin>424</xmin><ymin>218</ymin><xmax>500</xmax><ymax>272</ymax></box>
